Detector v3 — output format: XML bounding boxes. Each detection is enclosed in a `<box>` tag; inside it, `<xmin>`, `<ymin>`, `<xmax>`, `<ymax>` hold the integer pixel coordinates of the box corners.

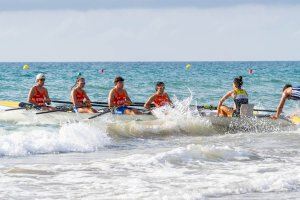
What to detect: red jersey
<box><xmin>31</xmin><ymin>86</ymin><xmax>47</xmax><ymax>106</ymax></box>
<box><xmin>113</xmin><ymin>90</ymin><xmax>127</xmax><ymax>106</ymax></box>
<box><xmin>153</xmin><ymin>93</ymin><xmax>169</xmax><ymax>107</ymax></box>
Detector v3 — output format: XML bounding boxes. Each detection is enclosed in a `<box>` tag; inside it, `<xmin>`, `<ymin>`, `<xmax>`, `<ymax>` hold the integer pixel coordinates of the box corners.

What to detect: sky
<box><xmin>0</xmin><ymin>0</ymin><xmax>300</xmax><ymax>61</ymax></box>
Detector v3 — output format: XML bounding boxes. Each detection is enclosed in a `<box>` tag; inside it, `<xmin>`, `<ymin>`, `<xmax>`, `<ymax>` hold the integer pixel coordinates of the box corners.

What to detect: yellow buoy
<box><xmin>185</xmin><ymin>64</ymin><xmax>191</xmax><ymax>70</ymax></box>
<box><xmin>23</xmin><ymin>64</ymin><xmax>30</xmax><ymax>70</ymax></box>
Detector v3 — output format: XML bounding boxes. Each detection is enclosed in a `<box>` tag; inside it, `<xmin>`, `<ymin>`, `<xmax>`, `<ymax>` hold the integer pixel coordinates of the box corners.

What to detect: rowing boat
<box><xmin>0</xmin><ymin>101</ymin><xmax>155</xmax><ymax>124</ymax></box>
<box><xmin>0</xmin><ymin>101</ymin><xmax>297</xmax><ymax>133</ymax></box>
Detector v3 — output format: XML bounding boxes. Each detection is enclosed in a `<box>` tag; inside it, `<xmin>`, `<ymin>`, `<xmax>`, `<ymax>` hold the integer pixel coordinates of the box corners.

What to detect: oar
<box><xmin>53</xmin><ymin>100</ymin><xmax>109</xmax><ymax>105</ymax></box>
<box><xmin>92</xmin><ymin>101</ymin><xmax>145</xmax><ymax>106</ymax></box>
<box><xmin>4</xmin><ymin>102</ymin><xmax>36</xmax><ymax>111</ymax></box>
<box><xmin>196</xmin><ymin>105</ymin><xmax>218</xmax><ymax>110</ymax></box>
<box><xmin>52</xmin><ymin>100</ymin><xmax>109</xmax><ymax>108</ymax></box>
<box><xmin>36</xmin><ymin>105</ymin><xmax>72</xmax><ymax>115</ymax></box>
<box><xmin>87</xmin><ymin>108</ymin><xmax>111</xmax><ymax>120</ymax></box>
<box><xmin>91</xmin><ymin>101</ymin><xmax>146</xmax><ymax>107</ymax></box>
<box><xmin>4</xmin><ymin>107</ymin><xmax>27</xmax><ymax>111</ymax></box>
<box><xmin>253</xmin><ymin>109</ymin><xmax>277</xmax><ymax>113</ymax></box>
<box><xmin>36</xmin><ymin>110</ymin><xmax>62</xmax><ymax>115</ymax></box>
<box><xmin>51</xmin><ymin>100</ymin><xmax>73</xmax><ymax>104</ymax></box>
<box><xmin>53</xmin><ymin>100</ymin><xmax>146</xmax><ymax>107</ymax></box>
<box><xmin>194</xmin><ymin>105</ymin><xmax>278</xmax><ymax>113</ymax></box>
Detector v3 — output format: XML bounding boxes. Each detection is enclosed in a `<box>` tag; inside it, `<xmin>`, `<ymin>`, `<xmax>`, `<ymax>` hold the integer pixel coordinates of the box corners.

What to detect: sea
<box><xmin>0</xmin><ymin>62</ymin><xmax>299</xmax><ymax>199</ymax></box>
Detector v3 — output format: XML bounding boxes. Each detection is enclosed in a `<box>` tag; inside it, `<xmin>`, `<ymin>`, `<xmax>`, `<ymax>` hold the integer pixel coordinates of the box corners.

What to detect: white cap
<box><xmin>36</xmin><ymin>73</ymin><xmax>46</xmax><ymax>81</ymax></box>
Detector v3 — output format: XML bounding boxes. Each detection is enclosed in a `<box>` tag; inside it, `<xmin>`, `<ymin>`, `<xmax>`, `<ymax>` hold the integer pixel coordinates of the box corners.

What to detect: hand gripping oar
<box><xmin>87</xmin><ymin>108</ymin><xmax>111</xmax><ymax>120</ymax></box>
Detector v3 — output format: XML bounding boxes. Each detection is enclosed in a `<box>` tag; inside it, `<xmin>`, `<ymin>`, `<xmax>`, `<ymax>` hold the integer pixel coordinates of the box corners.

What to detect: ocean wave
<box><xmin>111</xmin><ymin>144</ymin><xmax>261</xmax><ymax>168</ymax></box>
<box><xmin>0</xmin><ymin>122</ymin><xmax>111</xmax><ymax>157</ymax></box>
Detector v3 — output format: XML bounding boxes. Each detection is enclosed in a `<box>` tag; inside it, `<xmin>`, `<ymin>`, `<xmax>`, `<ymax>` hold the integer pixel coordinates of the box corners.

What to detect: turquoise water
<box><xmin>0</xmin><ymin>61</ymin><xmax>299</xmax><ymax>109</ymax></box>
<box><xmin>0</xmin><ymin>62</ymin><xmax>299</xmax><ymax>199</ymax></box>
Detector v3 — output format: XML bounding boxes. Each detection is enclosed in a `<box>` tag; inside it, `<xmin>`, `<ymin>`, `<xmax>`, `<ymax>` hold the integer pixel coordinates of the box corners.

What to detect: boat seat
<box><xmin>240</xmin><ymin>104</ymin><xmax>254</xmax><ymax>117</ymax></box>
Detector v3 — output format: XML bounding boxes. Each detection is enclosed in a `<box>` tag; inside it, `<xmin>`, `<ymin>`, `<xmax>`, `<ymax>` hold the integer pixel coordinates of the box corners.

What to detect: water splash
<box><xmin>0</xmin><ymin>122</ymin><xmax>111</xmax><ymax>157</ymax></box>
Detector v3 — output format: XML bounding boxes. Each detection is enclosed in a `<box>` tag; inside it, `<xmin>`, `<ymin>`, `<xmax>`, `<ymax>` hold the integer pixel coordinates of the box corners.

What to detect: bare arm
<box><xmin>124</xmin><ymin>90</ymin><xmax>132</xmax><ymax>106</ymax></box>
<box><xmin>82</xmin><ymin>90</ymin><xmax>90</xmax><ymax>102</ymax></box>
<box><xmin>217</xmin><ymin>91</ymin><xmax>233</xmax><ymax>115</ymax></box>
<box><xmin>71</xmin><ymin>90</ymin><xmax>82</xmax><ymax>107</ymax></box>
<box><xmin>144</xmin><ymin>95</ymin><xmax>156</xmax><ymax>110</ymax></box>
<box><xmin>108</xmin><ymin>89</ymin><xmax>114</xmax><ymax>108</ymax></box>
<box><xmin>44</xmin><ymin>88</ymin><xmax>51</xmax><ymax>103</ymax></box>
<box><xmin>273</xmin><ymin>92</ymin><xmax>289</xmax><ymax>119</ymax></box>
<box><xmin>82</xmin><ymin>90</ymin><xmax>92</xmax><ymax>107</ymax></box>
<box><xmin>165</xmin><ymin>93</ymin><xmax>173</xmax><ymax>105</ymax></box>
<box><xmin>27</xmin><ymin>87</ymin><xmax>35</xmax><ymax>104</ymax></box>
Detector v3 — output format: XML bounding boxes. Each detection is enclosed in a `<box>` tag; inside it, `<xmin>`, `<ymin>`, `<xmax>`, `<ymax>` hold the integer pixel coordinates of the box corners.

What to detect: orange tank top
<box><xmin>31</xmin><ymin>86</ymin><xmax>47</xmax><ymax>106</ymax></box>
<box><xmin>74</xmin><ymin>89</ymin><xmax>85</xmax><ymax>104</ymax></box>
<box><xmin>113</xmin><ymin>90</ymin><xmax>127</xmax><ymax>106</ymax></box>
<box><xmin>153</xmin><ymin>93</ymin><xmax>169</xmax><ymax>107</ymax></box>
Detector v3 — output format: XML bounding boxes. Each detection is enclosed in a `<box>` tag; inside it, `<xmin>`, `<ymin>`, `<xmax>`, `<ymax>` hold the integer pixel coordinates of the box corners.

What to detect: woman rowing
<box><xmin>108</xmin><ymin>76</ymin><xmax>141</xmax><ymax>115</ymax></box>
<box><xmin>70</xmin><ymin>76</ymin><xmax>97</xmax><ymax>113</ymax></box>
<box><xmin>271</xmin><ymin>84</ymin><xmax>300</xmax><ymax>119</ymax></box>
<box><xmin>217</xmin><ymin>76</ymin><xmax>249</xmax><ymax>117</ymax></box>
<box><xmin>28</xmin><ymin>73</ymin><xmax>55</xmax><ymax>110</ymax></box>
<box><xmin>144</xmin><ymin>82</ymin><xmax>172</xmax><ymax>110</ymax></box>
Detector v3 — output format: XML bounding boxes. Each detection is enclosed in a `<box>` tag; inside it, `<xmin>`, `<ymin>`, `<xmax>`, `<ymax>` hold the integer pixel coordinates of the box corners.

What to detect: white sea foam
<box><xmin>0</xmin><ymin>122</ymin><xmax>111</xmax><ymax>156</ymax></box>
<box><xmin>77</xmin><ymin>143</ymin><xmax>300</xmax><ymax>199</ymax></box>
<box><xmin>115</xmin><ymin>144</ymin><xmax>260</xmax><ymax>167</ymax></box>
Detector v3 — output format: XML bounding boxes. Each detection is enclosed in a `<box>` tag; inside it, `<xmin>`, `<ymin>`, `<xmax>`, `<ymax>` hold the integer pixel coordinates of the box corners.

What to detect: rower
<box><xmin>108</xmin><ymin>76</ymin><xmax>141</xmax><ymax>115</ymax></box>
<box><xmin>217</xmin><ymin>76</ymin><xmax>249</xmax><ymax>117</ymax></box>
<box><xmin>271</xmin><ymin>84</ymin><xmax>300</xmax><ymax>119</ymax></box>
<box><xmin>27</xmin><ymin>73</ymin><xmax>55</xmax><ymax>110</ymax></box>
<box><xmin>70</xmin><ymin>77</ymin><xmax>97</xmax><ymax>113</ymax></box>
<box><xmin>144</xmin><ymin>82</ymin><xmax>172</xmax><ymax>110</ymax></box>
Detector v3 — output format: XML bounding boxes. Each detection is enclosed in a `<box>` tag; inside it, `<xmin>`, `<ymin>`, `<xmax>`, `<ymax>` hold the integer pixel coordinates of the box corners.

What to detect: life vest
<box><xmin>31</xmin><ymin>86</ymin><xmax>47</xmax><ymax>106</ymax></box>
<box><xmin>113</xmin><ymin>89</ymin><xmax>127</xmax><ymax>106</ymax></box>
<box><xmin>233</xmin><ymin>89</ymin><xmax>248</xmax><ymax>115</ymax></box>
<box><xmin>153</xmin><ymin>93</ymin><xmax>169</xmax><ymax>107</ymax></box>
<box><xmin>74</xmin><ymin>89</ymin><xmax>85</xmax><ymax>104</ymax></box>
<box><xmin>291</xmin><ymin>86</ymin><xmax>300</xmax><ymax>100</ymax></box>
